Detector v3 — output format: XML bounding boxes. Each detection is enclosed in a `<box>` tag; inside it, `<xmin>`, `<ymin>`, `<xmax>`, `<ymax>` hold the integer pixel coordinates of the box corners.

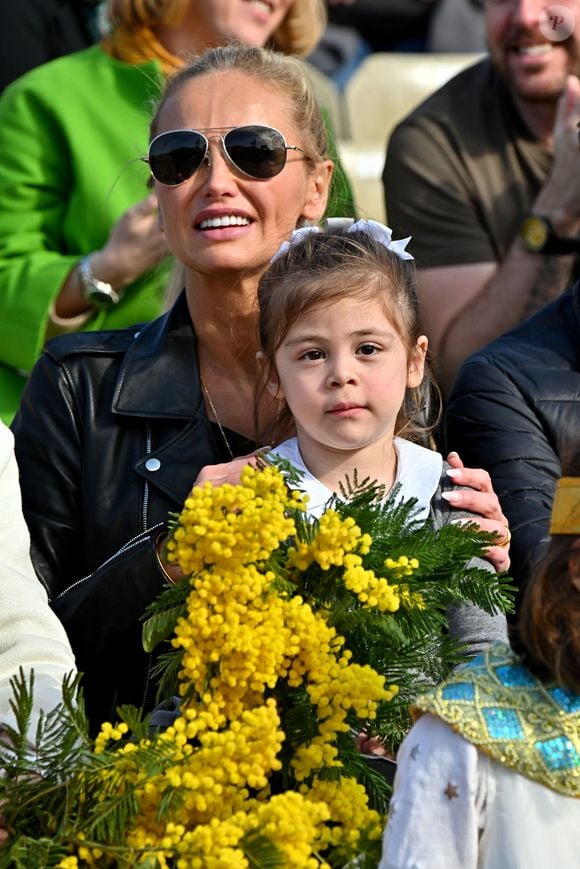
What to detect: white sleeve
<box><xmin>0</xmin><ymin>423</ymin><xmax>76</xmax><ymax>742</ymax></box>
<box><xmin>379</xmin><ymin>713</ymin><xmax>486</xmax><ymax>869</ymax></box>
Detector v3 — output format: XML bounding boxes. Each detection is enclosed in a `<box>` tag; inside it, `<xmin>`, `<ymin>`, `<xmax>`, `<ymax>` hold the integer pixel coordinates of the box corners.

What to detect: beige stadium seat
<box><xmin>341</xmin><ymin>52</ymin><xmax>484</xmax><ymax>222</ymax></box>
<box><xmin>345</xmin><ymin>51</ymin><xmax>483</xmax><ymax>145</ymax></box>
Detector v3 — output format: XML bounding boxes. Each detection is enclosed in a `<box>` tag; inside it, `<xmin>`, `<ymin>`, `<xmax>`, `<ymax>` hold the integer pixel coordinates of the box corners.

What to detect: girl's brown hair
<box><xmin>107</xmin><ymin>0</ymin><xmax>327</xmax><ymax>56</ymax></box>
<box><xmin>517</xmin><ymin>449</ymin><xmax>580</xmax><ymax>693</ymax></box>
<box><xmin>257</xmin><ymin>227</ymin><xmax>440</xmax><ymax>447</ymax></box>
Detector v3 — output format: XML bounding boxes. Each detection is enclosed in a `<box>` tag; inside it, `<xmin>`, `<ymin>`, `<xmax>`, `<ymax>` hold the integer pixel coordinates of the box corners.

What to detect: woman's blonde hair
<box><xmin>257</xmin><ymin>228</ymin><xmax>440</xmax><ymax>447</ymax></box>
<box><xmin>107</xmin><ymin>0</ymin><xmax>327</xmax><ymax>56</ymax></box>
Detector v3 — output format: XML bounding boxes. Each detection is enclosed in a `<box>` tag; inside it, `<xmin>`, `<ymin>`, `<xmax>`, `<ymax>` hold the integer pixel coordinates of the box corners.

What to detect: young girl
<box><xmin>256</xmin><ymin>218</ymin><xmax>507</xmax><ymax>653</ymax></box>
<box><xmin>379</xmin><ymin>457</ymin><xmax>580</xmax><ymax>868</ymax></box>
<box><xmin>259</xmin><ymin>219</ymin><xmax>438</xmax><ymax>518</ymax></box>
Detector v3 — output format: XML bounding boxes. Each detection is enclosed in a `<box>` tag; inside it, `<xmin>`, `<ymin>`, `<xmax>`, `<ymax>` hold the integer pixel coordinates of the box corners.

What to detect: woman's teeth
<box><xmin>199</xmin><ymin>215</ymin><xmax>250</xmax><ymax>229</ymax></box>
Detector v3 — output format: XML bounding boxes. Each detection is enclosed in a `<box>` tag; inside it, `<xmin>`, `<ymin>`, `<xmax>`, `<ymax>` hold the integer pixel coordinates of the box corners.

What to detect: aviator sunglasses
<box><xmin>145</xmin><ymin>124</ymin><xmax>306</xmax><ymax>186</ymax></box>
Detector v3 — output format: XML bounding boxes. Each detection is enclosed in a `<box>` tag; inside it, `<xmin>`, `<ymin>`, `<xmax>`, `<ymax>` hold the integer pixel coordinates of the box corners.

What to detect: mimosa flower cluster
<box><xmin>60</xmin><ymin>466</ymin><xmax>394</xmax><ymax>867</ymax></box>
<box><xmin>2</xmin><ymin>463</ymin><xmax>512</xmax><ymax>868</ymax></box>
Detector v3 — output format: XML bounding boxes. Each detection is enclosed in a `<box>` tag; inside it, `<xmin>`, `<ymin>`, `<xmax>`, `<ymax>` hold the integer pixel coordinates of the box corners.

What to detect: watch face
<box><xmin>521</xmin><ymin>215</ymin><xmax>550</xmax><ymax>252</ymax></box>
<box><xmin>85</xmin><ymin>284</ymin><xmax>120</xmax><ymax>308</ymax></box>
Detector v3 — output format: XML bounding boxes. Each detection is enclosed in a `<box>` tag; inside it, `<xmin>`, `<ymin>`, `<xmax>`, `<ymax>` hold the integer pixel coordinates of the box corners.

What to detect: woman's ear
<box><xmin>300</xmin><ymin>160</ymin><xmax>334</xmax><ymax>223</ymax></box>
<box><xmin>407</xmin><ymin>335</ymin><xmax>428</xmax><ymax>388</ymax></box>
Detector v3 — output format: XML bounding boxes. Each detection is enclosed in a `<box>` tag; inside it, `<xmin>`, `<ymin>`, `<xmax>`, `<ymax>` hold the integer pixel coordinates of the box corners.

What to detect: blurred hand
<box><xmin>92</xmin><ymin>194</ymin><xmax>168</xmax><ymax>288</ymax></box>
<box><xmin>538</xmin><ymin>75</ymin><xmax>580</xmax><ymax>224</ymax></box>
<box><xmin>443</xmin><ymin>452</ymin><xmax>511</xmax><ymax>573</ymax></box>
<box><xmin>355</xmin><ymin>731</ymin><xmax>394</xmax><ymax>759</ymax></box>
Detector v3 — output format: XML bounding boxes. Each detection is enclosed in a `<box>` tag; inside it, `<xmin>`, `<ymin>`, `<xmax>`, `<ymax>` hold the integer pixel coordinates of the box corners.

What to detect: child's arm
<box><xmin>379</xmin><ymin>714</ymin><xmax>483</xmax><ymax>869</ymax></box>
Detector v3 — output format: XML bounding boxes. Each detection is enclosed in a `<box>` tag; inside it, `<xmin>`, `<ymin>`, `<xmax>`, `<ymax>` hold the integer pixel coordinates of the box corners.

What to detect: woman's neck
<box><xmin>186</xmin><ymin>273</ymin><xmax>274</xmax><ymax>440</ymax></box>
<box><xmin>186</xmin><ymin>274</ymin><xmax>259</xmax><ymax>375</ymax></box>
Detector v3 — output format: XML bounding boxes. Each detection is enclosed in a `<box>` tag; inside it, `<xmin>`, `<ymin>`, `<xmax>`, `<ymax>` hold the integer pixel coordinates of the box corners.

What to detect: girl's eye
<box><xmin>300</xmin><ymin>349</ymin><xmax>324</xmax><ymax>361</ymax></box>
<box><xmin>357</xmin><ymin>344</ymin><xmax>380</xmax><ymax>356</ymax></box>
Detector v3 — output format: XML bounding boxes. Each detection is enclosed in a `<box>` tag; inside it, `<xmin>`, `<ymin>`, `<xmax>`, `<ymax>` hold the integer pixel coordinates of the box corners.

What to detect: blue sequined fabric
<box><xmin>412</xmin><ymin>643</ymin><xmax>580</xmax><ymax>797</ymax></box>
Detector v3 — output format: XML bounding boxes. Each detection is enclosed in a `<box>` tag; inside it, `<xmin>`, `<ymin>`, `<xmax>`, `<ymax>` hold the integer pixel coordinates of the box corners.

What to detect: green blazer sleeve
<box><xmin>0</xmin><ymin>46</ymin><xmax>169</xmax><ymax>417</ymax></box>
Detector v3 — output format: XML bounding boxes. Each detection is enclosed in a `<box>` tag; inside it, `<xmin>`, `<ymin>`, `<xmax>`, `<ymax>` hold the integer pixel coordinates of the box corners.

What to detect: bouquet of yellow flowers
<box><xmin>0</xmin><ymin>464</ymin><xmax>512</xmax><ymax>868</ymax></box>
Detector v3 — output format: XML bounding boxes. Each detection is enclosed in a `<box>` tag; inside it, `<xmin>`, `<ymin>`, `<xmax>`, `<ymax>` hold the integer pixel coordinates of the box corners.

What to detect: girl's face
<box><xmin>182</xmin><ymin>0</ymin><xmax>295</xmax><ymax>48</ymax></box>
<box><xmin>272</xmin><ymin>296</ymin><xmax>427</xmax><ymax>460</ymax></box>
<box><xmin>154</xmin><ymin>71</ymin><xmax>331</xmax><ymax>281</ymax></box>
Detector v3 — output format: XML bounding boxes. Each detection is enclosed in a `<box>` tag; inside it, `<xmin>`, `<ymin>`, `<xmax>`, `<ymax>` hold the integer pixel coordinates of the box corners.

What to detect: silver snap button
<box><xmin>145</xmin><ymin>457</ymin><xmax>161</xmax><ymax>472</ymax></box>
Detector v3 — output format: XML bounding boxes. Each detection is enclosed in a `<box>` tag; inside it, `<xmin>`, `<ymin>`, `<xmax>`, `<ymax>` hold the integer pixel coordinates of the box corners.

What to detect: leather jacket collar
<box><xmin>112</xmin><ymin>291</ymin><xmax>204</xmax><ymax>420</ymax></box>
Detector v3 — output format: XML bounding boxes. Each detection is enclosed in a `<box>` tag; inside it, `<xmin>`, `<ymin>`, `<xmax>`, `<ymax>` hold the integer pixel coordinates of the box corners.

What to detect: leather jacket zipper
<box><xmin>142</xmin><ymin>423</ymin><xmax>152</xmax><ymax>532</ymax></box>
<box><xmin>51</xmin><ymin>526</ymin><xmax>164</xmax><ymax>602</ymax></box>
<box><xmin>140</xmin><ymin>422</ymin><xmax>154</xmax><ymax>714</ymax></box>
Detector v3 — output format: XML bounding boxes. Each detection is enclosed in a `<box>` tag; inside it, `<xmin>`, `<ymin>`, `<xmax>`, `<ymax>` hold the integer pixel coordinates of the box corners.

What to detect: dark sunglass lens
<box><xmin>149</xmin><ymin>132</ymin><xmax>206</xmax><ymax>185</ymax></box>
<box><xmin>225</xmin><ymin>126</ymin><xmax>287</xmax><ymax>179</ymax></box>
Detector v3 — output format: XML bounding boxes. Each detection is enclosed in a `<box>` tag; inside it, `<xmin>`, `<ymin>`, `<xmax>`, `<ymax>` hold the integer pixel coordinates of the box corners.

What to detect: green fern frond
<box><xmin>241</xmin><ymin>829</ymin><xmax>285</xmax><ymax>868</ymax></box>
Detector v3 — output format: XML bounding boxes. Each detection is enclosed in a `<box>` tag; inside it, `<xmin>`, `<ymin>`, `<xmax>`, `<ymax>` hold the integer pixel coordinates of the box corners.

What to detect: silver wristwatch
<box><xmin>78</xmin><ymin>256</ymin><xmax>121</xmax><ymax>308</ymax></box>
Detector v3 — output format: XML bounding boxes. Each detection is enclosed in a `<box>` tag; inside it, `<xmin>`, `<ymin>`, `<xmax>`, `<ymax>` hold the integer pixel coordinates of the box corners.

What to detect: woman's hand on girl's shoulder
<box><xmin>193</xmin><ymin>449</ymin><xmax>270</xmax><ymax>488</ymax></box>
<box><xmin>442</xmin><ymin>451</ymin><xmax>511</xmax><ymax>573</ymax></box>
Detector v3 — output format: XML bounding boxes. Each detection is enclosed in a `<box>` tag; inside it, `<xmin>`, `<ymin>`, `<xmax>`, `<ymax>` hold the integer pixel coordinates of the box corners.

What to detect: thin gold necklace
<box><xmin>201</xmin><ymin>378</ymin><xmax>234</xmax><ymax>460</ymax></box>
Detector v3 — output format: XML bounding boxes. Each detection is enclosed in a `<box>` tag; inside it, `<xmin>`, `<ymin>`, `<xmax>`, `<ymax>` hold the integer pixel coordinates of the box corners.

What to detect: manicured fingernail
<box><xmin>446</xmin><ymin>468</ymin><xmax>462</xmax><ymax>479</ymax></box>
<box><xmin>441</xmin><ymin>491</ymin><xmax>461</xmax><ymax>502</ymax></box>
<box><xmin>447</xmin><ymin>451</ymin><xmax>459</xmax><ymax>459</ymax></box>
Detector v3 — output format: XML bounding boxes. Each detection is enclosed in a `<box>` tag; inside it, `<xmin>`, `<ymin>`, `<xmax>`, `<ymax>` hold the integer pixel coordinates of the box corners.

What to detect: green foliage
<box><xmin>240</xmin><ymin>830</ymin><xmax>285</xmax><ymax>868</ymax></box>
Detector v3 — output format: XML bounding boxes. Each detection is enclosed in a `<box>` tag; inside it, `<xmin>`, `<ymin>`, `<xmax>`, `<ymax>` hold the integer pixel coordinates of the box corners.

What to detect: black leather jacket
<box><xmin>12</xmin><ymin>293</ymin><xmax>253</xmax><ymax>727</ymax></box>
<box><xmin>444</xmin><ymin>282</ymin><xmax>580</xmax><ymax>595</ymax></box>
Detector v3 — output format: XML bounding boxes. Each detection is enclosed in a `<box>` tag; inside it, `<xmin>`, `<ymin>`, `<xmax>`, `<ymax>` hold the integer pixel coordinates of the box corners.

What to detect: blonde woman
<box><xmin>0</xmin><ymin>0</ymin><xmax>334</xmax><ymax>424</ymax></box>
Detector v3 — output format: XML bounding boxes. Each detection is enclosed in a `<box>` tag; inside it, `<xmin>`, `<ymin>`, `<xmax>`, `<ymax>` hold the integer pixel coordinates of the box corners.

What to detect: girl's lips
<box><xmin>327</xmin><ymin>405</ymin><xmax>365</xmax><ymax>418</ymax></box>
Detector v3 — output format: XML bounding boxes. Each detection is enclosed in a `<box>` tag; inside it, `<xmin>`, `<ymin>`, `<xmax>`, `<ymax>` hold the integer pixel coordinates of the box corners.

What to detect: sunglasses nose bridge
<box><xmin>205</xmin><ymin>133</ymin><xmax>242</xmax><ymax>177</ymax></box>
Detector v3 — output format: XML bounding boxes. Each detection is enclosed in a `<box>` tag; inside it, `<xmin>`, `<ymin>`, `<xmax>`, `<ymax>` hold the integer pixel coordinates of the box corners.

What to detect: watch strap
<box><xmin>78</xmin><ymin>256</ymin><xmax>121</xmax><ymax>307</ymax></box>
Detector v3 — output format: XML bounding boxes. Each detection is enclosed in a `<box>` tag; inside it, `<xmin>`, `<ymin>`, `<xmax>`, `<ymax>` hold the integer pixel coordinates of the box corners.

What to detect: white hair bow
<box><xmin>270</xmin><ymin>218</ymin><xmax>414</xmax><ymax>264</ymax></box>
